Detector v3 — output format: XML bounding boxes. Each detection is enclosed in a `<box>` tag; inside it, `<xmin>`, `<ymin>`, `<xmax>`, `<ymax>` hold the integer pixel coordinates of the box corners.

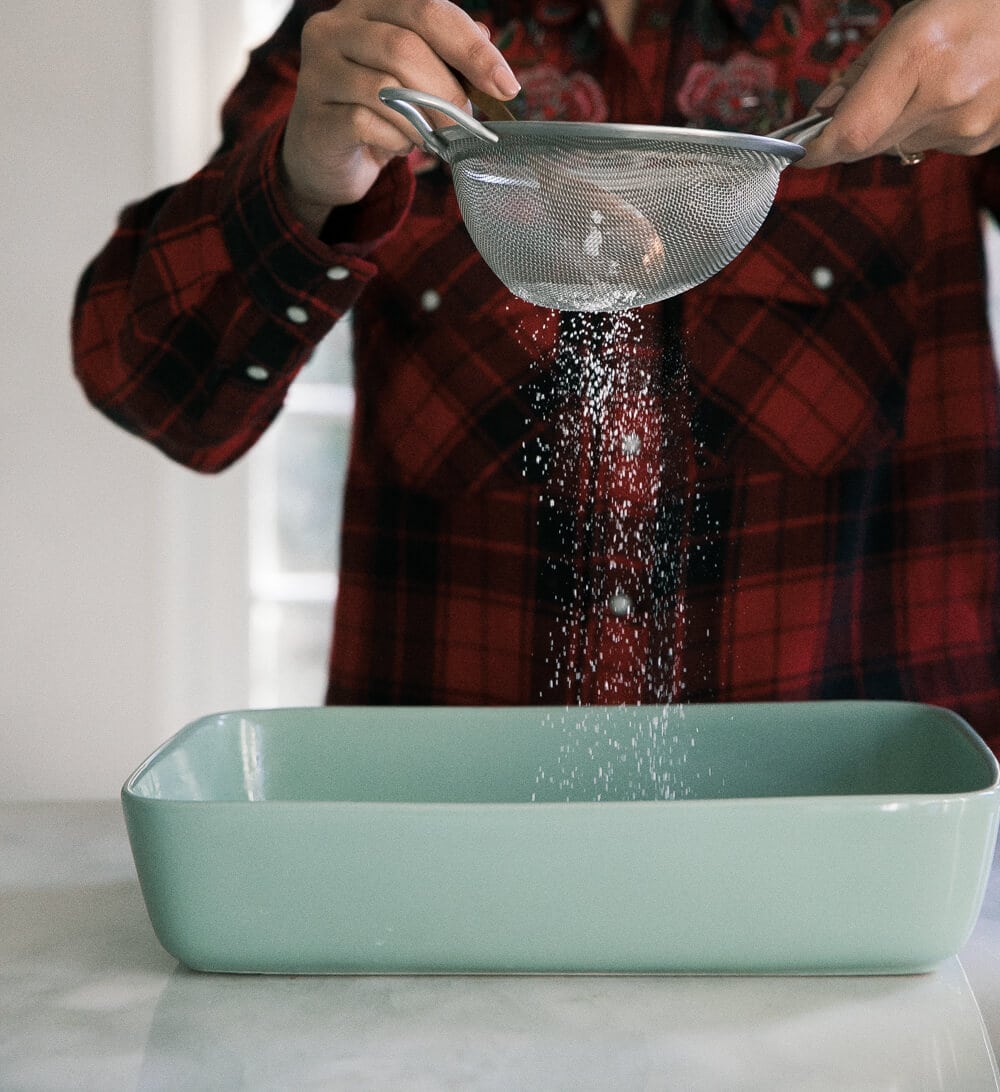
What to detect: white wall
<box><xmin>1</xmin><ymin>1</ymin><xmax>253</xmax><ymax>799</ymax></box>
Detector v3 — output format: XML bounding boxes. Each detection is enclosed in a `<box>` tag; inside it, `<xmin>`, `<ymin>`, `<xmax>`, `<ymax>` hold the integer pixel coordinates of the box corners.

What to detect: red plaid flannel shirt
<box><xmin>73</xmin><ymin>0</ymin><xmax>1000</xmax><ymax>750</ymax></box>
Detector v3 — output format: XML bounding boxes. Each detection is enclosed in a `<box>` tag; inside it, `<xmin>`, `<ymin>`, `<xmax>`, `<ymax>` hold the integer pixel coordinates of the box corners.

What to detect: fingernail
<box><xmin>813</xmin><ymin>83</ymin><xmax>846</xmax><ymax>111</ymax></box>
<box><xmin>476</xmin><ymin>21</ymin><xmax>491</xmax><ymax>39</ymax></box>
<box><xmin>493</xmin><ymin>64</ymin><xmax>521</xmax><ymax>99</ymax></box>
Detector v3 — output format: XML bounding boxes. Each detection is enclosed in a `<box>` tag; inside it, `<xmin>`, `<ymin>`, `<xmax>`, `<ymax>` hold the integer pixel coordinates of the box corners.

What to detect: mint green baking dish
<box><xmin>122</xmin><ymin>702</ymin><xmax>1000</xmax><ymax>975</ymax></box>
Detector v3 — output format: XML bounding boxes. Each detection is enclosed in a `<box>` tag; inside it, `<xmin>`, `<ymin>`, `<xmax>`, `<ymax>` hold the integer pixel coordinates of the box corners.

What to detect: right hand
<box><xmin>281</xmin><ymin>0</ymin><xmax>521</xmax><ymax>234</ymax></box>
<box><xmin>800</xmin><ymin>0</ymin><xmax>1000</xmax><ymax>168</ymax></box>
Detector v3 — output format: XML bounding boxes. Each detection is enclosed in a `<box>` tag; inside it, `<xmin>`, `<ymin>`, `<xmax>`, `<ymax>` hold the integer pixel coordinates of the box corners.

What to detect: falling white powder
<box><xmin>531</xmin><ymin>704</ymin><xmax>700</xmax><ymax>802</ymax></box>
<box><xmin>519</xmin><ymin>304</ymin><xmax>720</xmax><ymax>800</ymax></box>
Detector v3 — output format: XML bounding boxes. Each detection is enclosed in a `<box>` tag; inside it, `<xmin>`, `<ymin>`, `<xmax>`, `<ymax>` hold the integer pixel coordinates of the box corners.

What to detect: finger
<box><xmin>337</xmin><ymin>89</ymin><xmax>419</xmax><ymax>158</ymax></box>
<box><xmin>316</xmin><ymin>32</ymin><xmax>472</xmax><ymax>147</ymax></box>
<box><xmin>339</xmin><ymin>20</ymin><xmax>471</xmax><ymax>106</ymax></box>
<box><xmin>810</xmin><ymin>44</ymin><xmax>922</xmax><ymax>164</ymax></box>
<box><xmin>298</xmin><ymin>20</ymin><xmax>459</xmax><ymax>150</ymax></box>
<box><xmin>360</xmin><ymin>0</ymin><xmax>520</xmax><ymax>99</ymax></box>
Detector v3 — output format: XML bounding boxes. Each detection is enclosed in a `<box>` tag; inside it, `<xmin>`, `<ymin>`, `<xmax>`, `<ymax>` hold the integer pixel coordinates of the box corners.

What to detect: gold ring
<box><xmin>894</xmin><ymin>145</ymin><xmax>925</xmax><ymax>166</ymax></box>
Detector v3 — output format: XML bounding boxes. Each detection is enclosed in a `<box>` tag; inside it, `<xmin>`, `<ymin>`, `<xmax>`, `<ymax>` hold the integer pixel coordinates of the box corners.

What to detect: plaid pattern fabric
<box><xmin>73</xmin><ymin>1</ymin><xmax>1000</xmax><ymax>750</ymax></box>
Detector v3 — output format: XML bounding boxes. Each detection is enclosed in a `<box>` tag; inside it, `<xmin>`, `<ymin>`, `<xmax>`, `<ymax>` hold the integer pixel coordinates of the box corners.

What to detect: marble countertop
<box><xmin>3</xmin><ymin>800</ymin><xmax>1000</xmax><ymax>1090</ymax></box>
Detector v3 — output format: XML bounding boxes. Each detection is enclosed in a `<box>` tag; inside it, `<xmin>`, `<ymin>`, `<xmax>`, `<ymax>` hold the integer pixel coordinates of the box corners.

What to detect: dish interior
<box><xmin>126</xmin><ymin>702</ymin><xmax>998</xmax><ymax>806</ymax></box>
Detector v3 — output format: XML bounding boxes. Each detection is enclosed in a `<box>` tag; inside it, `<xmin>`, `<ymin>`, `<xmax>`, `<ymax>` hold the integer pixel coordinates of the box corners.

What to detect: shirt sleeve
<box><xmin>71</xmin><ymin>2</ymin><xmax>415</xmax><ymax>473</ymax></box>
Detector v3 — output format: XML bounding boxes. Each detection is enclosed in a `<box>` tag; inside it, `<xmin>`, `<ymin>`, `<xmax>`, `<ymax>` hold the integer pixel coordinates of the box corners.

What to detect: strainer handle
<box><xmin>767</xmin><ymin>113</ymin><xmax>831</xmax><ymax>146</ymax></box>
<box><xmin>379</xmin><ymin>87</ymin><xmax>500</xmax><ymax>159</ymax></box>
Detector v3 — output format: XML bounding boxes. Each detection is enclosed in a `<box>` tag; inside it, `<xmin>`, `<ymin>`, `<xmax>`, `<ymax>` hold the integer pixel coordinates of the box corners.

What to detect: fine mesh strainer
<box><xmin>380</xmin><ymin>87</ymin><xmax>827</xmax><ymax>312</ymax></box>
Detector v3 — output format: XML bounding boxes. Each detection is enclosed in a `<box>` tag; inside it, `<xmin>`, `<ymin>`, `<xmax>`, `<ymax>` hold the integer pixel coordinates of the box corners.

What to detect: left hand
<box><xmin>800</xmin><ymin>0</ymin><xmax>1000</xmax><ymax>168</ymax></box>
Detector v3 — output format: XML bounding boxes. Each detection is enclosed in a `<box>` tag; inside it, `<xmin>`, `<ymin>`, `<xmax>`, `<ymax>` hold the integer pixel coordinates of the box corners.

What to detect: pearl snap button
<box><xmin>420</xmin><ymin>289</ymin><xmax>442</xmax><ymax>312</ymax></box>
<box><xmin>245</xmin><ymin>365</ymin><xmax>270</xmax><ymax>382</ymax></box>
<box><xmin>326</xmin><ymin>266</ymin><xmax>350</xmax><ymax>281</ymax></box>
<box><xmin>286</xmin><ymin>305</ymin><xmax>309</xmax><ymax>325</ymax></box>
<box><xmin>609</xmin><ymin>592</ymin><xmax>634</xmax><ymax>618</ymax></box>
<box><xmin>811</xmin><ymin>266</ymin><xmax>835</xmax><ymax>291</ymax></box>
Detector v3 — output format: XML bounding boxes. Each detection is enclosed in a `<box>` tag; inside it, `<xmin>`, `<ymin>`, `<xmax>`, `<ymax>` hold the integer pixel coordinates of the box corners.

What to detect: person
<box><xmin>73</xmin><ymin>0</ymin><xmax>1000</xmax><ymax>751</ymax></box>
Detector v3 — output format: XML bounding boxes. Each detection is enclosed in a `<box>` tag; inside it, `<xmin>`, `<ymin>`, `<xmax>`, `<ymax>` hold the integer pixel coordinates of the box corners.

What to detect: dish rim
<box><xmin>121</xmin><ymin>701</ymin><xmax>1000</xmax><ymax>808</ymax></box>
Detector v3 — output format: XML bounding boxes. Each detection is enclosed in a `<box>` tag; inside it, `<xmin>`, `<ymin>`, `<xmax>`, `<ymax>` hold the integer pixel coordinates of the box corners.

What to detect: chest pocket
<box><xmin>352</xmin><ymin>170</ymin><xmax>556</xmax><ymax>496</ymax></box>
<box><xmin>682</xmin><ymin>168</ymin><xmax>921</xmax><ymax>477</ymax></box>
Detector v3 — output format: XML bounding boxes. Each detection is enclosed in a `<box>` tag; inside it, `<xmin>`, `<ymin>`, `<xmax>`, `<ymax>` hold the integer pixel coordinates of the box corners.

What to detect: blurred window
<box><xmin>242</xmin><ymin>2</ymin><xmax>353</xmax><ymax>707</ymax></box>
<box><xmin>248</xmin><ymin>323</ymin><xmax>354</xmax><ymax>707</ymax></box>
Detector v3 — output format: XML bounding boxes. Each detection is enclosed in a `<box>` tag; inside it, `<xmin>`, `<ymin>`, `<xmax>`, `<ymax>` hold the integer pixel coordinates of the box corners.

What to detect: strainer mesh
<box><xmin>447</xmin><ymin>130</ymin><xmax>783</xmax><ymax>311</ymax></box>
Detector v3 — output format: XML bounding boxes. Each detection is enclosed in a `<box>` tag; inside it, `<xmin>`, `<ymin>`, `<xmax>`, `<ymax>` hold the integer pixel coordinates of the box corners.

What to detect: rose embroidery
<box><xmin>513</xmin><ymin>64</ymin><xmax>609</xmax><ymax>122</ymax></box>
<box><xmin>676</xmin><ymin>52</ymin><xmax>790</xmax><ymax>132</ymax></box>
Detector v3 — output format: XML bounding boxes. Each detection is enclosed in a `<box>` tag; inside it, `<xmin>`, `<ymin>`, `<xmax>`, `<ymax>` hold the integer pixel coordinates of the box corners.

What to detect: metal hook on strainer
<box><xmin>381</xmin><ymin>86</ymin><xmax>829</xmax><ymax>312</ymax></box>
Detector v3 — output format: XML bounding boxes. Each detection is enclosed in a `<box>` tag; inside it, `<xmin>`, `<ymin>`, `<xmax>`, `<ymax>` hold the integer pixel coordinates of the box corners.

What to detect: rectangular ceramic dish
<box><xmin>122</xmin><ymin>701</ymin><xmax>1000</xmax><ymax>975</ymax></box>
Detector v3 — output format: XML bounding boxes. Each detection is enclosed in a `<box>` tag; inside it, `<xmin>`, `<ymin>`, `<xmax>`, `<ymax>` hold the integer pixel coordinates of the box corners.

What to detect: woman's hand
<box><xmin>801</xmin><ymin>0</ymin><xmax>1000</xmax><ymax>168</ymax></box>
<box><xmin>281</xmin><ymin>0</ymin><xmax>520</xmax><ymax>233</ymax></box>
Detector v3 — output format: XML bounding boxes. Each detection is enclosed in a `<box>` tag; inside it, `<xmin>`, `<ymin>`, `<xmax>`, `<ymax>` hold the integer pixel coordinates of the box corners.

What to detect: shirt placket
<box><xmin>596</xmin><ymin>0</ymin><xmax>683</xmax><ymax>124</ymax></box>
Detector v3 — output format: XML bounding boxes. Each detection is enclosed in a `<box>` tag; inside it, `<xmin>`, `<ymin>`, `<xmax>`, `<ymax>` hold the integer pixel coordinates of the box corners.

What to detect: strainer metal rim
<box><xmin>436</xmin><ymin>120</ymin><xmax>808</xmax><ymax>164</ymax></box>
<box><xmin>379</xmin><ymin>86</ymin><xmax>810</xmax><ymax>164</ymax></box>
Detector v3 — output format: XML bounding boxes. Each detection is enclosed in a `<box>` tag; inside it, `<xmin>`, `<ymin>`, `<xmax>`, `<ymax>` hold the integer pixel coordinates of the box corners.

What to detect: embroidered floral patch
<box><xmin>679</xmin><ymin>0</ymin><xmax>895</xmax><ymax>130</ymax></box>
<box><xmin>514</xmin><ymin>64</ymin><xmax>609</xmax><ymax>121</ymax></box>
<box><xmin>677</xmin><ymin>52</ymin><xmax>790</xmax><ymax>131</ymax></box>
<box><xmin>449</xmin><ymin>2</ymin><xmax>896</xmax><ymax>136</ymax></box>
